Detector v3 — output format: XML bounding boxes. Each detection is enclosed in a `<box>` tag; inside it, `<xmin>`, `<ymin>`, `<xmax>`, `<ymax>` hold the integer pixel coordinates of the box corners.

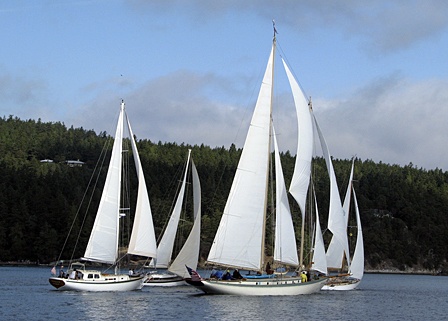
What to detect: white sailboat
<box><xmin>185</xmin><ymin>29</ymin><xmax>327</xmax><ymax>296</ymax></box>
<box><xmin>49</xmin><ymin>100</ymin><xmax>157</xmax><ymax>291</ymax></box>
<box><xmin>144</xmin><ymin>149</ymin><xmax>201</xmax><ymax>287</ymax></box>
<box><xmin>322</xmin><ymin>159</ymin><xmax>364</xmax><ymax>290</ymax></box>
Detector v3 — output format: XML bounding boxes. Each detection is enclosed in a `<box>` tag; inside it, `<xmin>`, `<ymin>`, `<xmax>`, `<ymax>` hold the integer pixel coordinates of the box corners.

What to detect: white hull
<box><xmin>143</xmin><ymin>279</ymin><xmax>186</xmax><ymax>287</ymax></box>
<box><xmin>143</xmin><ymin>272</ymin><xmax>186</xmax><ymax>287</ymax></box>
<box><xmin>49</xmin><ymin>273</ymin><xmax>145</xmax><ymax>291</ymax></box>
<box><xmin>321</xmin><ymin>278</ymin><xmax>361</xmax><ymax>291</ymax></box>
<box><xmin>186</xmin><ymin>277</ymin><xmax>326</xmax><ymax>296</ymax></box>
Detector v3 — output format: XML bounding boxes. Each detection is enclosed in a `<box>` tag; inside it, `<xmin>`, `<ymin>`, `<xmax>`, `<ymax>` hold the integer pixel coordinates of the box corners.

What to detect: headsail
<box><xmin>313</xmin><ymin>114</ymin><xmax>351</xmax><ymax>268</ymax></box>
<box><xmin>126</xmin><ymin>111</ymin><xmax>157</xmax><ymax>258</ymax></box>
<box><xmin>152</xmin><ymin>150</ymin><xmax>192</xmax><ymax>268</ymax></box>
<box><xmin>273</xmin><ymin>126</ymin><xmax>299</xmax><ymax>267</ymax></box>
<box><xmin>283</xmin><ymin>59</ymin><xmax>313</xmax><ymax>220</ymax></box>
<box><xmin>326</xmin><ymin>159</ymin><xmax>354</xmax><ymax>269</ymax></box>
<box><xmin>348</xmin><ymin>187</ymin><xmax>364</xmax><ymax>280</ymax></box>
<box><xmin>311</xmin><ymin>190</ymin><xmax>328</xmax><ymax>275</ymax></box>
<box><xmin>169</xmin><ymin>159</ymin><xmax>201</xmax><ymax>278</ymax></box>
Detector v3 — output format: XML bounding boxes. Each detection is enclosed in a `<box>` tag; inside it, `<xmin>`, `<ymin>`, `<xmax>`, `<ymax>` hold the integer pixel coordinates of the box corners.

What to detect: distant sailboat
<box><xmin>49</xmin><ymin>100</ymin><xmax>157</xmax><ymax>291</ymax></box>
<box><xmin>185</xmin><ymin>27</ymin><xmax>327</xmax><ymax>296</ymax></box>
<box><xmin>322</xmin><ymin>159</ymin><xmax>364</xmax><ymax>290</ymax></box>
<box><xmin>144</xmin><ymin>150</ymin><xmax>201</xmax><ymax>287</ymax></box>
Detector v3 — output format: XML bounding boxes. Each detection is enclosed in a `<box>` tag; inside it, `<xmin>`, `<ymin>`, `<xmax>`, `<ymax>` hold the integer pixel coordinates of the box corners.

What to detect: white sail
<box><xmin>207</xmin><ymin>45</ymin><xmax>274</xmax><ymax>270</ymax></box>
<box><xmin>326</xmin><ymin>159</ymin><xmax>354</xmax><ymax>269</ymax></box>
<box><xmin>83</xmin><ymin>103</ymin><xmax>124</xmax><ymax>264</ymax></box>
<box><xmin>126</xmin><ymin>112</ymin><xmax>157</xmax><ymax>258</ymax></box>
<box><xmin>273</xmin><ymin>126</ymin><xmax>299</xmax><ymax>266</ymax></box>
<box><xmin>313</xmin><ymin>113</ymin><xmax>351</xmax><ymax>268</ymax></box>
<box><xmin>283</xmin><ymin>59</ymin><xmax>313</xmax><ymax>220</ymax></box>
<box><xmin>348</xmin><ymin>187</ymin><xmax>364</xmax><ymax>280</ymax></box>
<box><xmin>152</xmin><ymin>150</ymin><xmax>192</xmax><ymax>268</ymax></box>
<box><xmin>311</xmin><ymin>191</ymin><xmax>327</xmax><ymax>275</ymax></box>
<box><xmin>186</xmin><ymin>31</ymin><xmax>328</xmax><ymax>296</ymax></box>
<box><xmin>169</xmin><ymin>159</ymin><xmax>201</xmax><ymax>278</ymax></box>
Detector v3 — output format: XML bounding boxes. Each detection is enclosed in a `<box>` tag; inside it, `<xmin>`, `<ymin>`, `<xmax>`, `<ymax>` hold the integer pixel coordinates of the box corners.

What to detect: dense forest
<box><xmin>0</xmin><ymin>116</ymin><xmax>447</xmax><ymax>274</ymax></box>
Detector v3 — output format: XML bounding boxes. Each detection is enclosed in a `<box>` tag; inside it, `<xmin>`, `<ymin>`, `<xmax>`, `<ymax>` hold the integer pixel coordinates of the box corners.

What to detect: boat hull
<box><xmin>321</xmin><ymin>277</ymin><xmax>361</xmax><ymax>291</ymax></box>
<box><xmin>143</xmin><ymin>273</ymin><xmax>186</xmax><ymax>287</ymax></box>
<box><xmin>186</xmin><ymin>277</ymin><xmax>326</xmax><ymax>296</ymax></box>
<box><xmin>49</xmin><ymin>275</ymin><xmax>145</xmax><ymax>291</ymax></box>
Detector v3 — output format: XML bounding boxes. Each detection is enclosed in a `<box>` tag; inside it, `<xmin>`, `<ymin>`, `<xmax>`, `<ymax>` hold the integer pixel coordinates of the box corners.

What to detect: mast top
<box><xmin>272</xmin><ymin>20</ymin><xmax>278</xmax><ymax>40</ymax></box>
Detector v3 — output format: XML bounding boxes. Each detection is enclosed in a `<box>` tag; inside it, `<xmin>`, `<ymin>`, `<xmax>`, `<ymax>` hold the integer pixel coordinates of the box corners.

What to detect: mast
<box><xmin>261</xmin><ymin>21</ymin><xmax>277</xmax><ymax>272</ymax></box>
<box><xmin>298</xmin><ymin>97</ymin><xmax>313</xmax><ymax>269</ymax></box>
<box><xmin>207</xmin><ymin>24</ymin><xmax>276</xmax><ymax>271</ymax></box>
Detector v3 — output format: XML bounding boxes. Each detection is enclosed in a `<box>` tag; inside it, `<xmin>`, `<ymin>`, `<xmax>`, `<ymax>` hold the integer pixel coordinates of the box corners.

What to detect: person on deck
<box><xmin>301</xmin><ymin>271</ymin><xmax>308</xmax><ymax>283</ymax></box>
<box><xmin>222</xmin><ymin>270</ymin><xmax>232</xmax><ymax>280</ymax></box>
<box><xmin>233</xmin><ymin>269</ymin><xmax>243</xmax><ymax>279</ymax></box>
<box><xmin>266</xmin><ymin>262</ymin><xmax>274</xmax><ymax>274</ymax></box>
<box><xmin>210</xmin><ymin>269</ymin><xmax>223</xmax><ymax>279</ymax></box>
<box><xmin>59</xmin><ymin>267</ymin><xmax>65</xmax><ymax>278</ymax></box>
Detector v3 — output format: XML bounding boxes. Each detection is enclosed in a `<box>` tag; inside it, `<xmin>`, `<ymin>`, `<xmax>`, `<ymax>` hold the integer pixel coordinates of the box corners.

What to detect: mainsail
<box><xmin>207</xmin><ymin>45</ymin><xmax>275</xmax><ymax>271</ymax></box>
<box><xmin>83</xmin><ymin>104</ymin><xmax>124</xmax><ymax>264</ymax></box>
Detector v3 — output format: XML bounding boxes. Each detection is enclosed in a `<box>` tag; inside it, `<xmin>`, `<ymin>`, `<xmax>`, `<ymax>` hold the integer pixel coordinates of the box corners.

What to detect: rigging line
<box><xmin>72</xmin><ymin>135</ymin><xmax>112</xmax><ymax>263</ymax></box>
<box><xmin>60</xmin><ymin>132</ymin><xmax>113</xmax><ymax>264</ymax></box>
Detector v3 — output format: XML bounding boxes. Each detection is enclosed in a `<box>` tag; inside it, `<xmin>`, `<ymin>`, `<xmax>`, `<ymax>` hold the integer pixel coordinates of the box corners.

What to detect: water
<box><xmin>1</xmin><ymin>266</ymin><xmax>447</xmax><ymax>321</ymax></box>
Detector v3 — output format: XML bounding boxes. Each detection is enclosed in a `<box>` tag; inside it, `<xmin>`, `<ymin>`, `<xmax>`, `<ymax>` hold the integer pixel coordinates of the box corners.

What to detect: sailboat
<box><xmin>185</xmin><ymin>28</ymin><xmax>327</xmax><ymax>296</ymax></box>
<box><xmin>144</xmin><ymin>149</ymin><xmax>202</xmax><ymax>287</ymax></box>
<box><xmin>49</xmin><ymin>100</ymin><xmax>157</xmax><ymax>291</ymax></box>
<box><xmin>322</xmin><ymin>159</ymin><xmax>364</xmax><ymax>290</ymax></box>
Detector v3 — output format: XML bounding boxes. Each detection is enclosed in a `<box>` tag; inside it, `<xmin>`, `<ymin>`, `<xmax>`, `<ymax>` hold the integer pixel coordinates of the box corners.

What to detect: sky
<box><xmin>1</xmin><ymin>0</ymin><xmax>448</xmax><ymax>170</ymax></box>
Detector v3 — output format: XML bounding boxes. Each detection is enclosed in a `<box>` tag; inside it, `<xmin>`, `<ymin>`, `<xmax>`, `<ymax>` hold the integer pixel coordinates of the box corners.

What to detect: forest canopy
<box><xmin>0</xmin><ymin>115</ymin><xmax>447</xmax><ymax>273</ymax></box>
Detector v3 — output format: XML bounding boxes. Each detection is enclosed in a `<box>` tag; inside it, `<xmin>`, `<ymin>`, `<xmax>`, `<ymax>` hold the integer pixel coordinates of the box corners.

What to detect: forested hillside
<box><xmin>1</xmin><ymin>116</ymin><xmax>447</xmax><ymax>273</ymax></box>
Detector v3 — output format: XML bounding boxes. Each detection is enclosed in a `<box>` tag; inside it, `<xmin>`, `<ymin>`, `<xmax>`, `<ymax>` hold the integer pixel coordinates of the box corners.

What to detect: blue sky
<box><xmin>1</xmin><ymin>0</ymin><xmax>448</xmax><ymax>170</ymax></box>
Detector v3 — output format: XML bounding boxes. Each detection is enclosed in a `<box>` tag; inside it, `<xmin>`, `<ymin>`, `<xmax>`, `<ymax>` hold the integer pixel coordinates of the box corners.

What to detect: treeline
<box><xmin>0</xmin><ymin>115</ymin><xmax>447</xmax><ymax>273</ymax></box>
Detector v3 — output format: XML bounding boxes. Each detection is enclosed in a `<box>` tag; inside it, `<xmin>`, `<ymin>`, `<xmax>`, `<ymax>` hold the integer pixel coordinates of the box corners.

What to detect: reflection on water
<box><xmin>76</xmin><ymin>292</ymin><xmax>149</xmax><ymax>320</ymax></box>
<box><xmin>1</xmin><ymin>267</ymin><xmax>447</xmax><ymax>321</ymax></box>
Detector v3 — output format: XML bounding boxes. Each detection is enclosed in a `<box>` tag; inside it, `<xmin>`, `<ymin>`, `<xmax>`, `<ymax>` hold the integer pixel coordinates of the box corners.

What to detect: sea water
<box><xmin>0</xmin><ymin>266</ymin><xmax>447</xmax><ymax>320</ymax></box>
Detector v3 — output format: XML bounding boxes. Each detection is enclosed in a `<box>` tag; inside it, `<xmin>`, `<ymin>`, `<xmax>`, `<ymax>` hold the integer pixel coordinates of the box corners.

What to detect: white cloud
<box><xmin>64</xmin><ymin>66</ymin><xmax>448</xmax><ymax>170</ymax></box>
<box><xmin>315</xmin><ymin>75</ymin><xmax>448</xmax><ymax>169</ymax></box>
<box><xmin>128</xmin><ymin>0</ymin><xmax>448</xmax><ymax>54</ymax></box>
